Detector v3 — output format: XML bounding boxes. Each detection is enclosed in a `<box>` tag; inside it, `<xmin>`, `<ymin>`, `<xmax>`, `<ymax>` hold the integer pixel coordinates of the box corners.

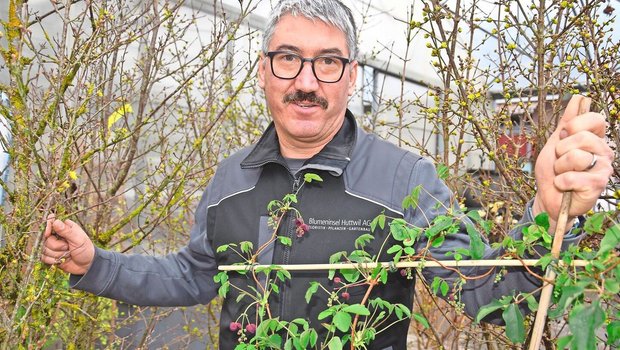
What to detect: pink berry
<box><xmin>229</xmin><ymin>322</ymin><xmax>241</xmax><ymax>332</ymax></box>
<box><xmin>245</xmin><ymin>323</ymin><xmax>257</xmax><ymax>334</ymax></box>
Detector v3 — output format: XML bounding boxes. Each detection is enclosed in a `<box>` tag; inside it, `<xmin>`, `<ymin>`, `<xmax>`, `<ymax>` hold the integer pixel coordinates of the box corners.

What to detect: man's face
<box><xmin>258</xmin><ymin>14</ymin><xmax>358</xmax><ymax>152</ymax></box>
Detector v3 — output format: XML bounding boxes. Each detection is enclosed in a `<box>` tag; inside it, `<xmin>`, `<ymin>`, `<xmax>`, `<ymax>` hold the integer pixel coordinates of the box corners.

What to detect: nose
<box><xmin>294</xmin><ymin>61</ymin><xmax>320</xmax><ymax>92</ymax></box>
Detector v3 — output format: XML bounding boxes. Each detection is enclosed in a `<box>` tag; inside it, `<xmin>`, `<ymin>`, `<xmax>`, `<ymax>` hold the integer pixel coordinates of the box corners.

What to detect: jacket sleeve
<box><xmin>407</xmin><ymin>158</ymin><xmax>583</xmax><ymax>324</ymax></box>
<box><xmin>69</xmin><ymin>188</ymin><xmax>218</xmax><ymax>307</ymax></box>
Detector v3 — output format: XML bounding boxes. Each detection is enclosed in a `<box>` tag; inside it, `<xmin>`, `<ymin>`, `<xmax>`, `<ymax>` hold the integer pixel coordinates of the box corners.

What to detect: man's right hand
<box><xmin>41</xmin><ymin>215</ymin><xmax>95</xmax><ymax>275</ymax></box>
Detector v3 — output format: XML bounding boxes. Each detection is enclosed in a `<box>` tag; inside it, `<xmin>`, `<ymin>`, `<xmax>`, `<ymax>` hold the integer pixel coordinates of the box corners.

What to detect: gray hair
<box><xmin>262</xmin><ymin>0</ymin><xmax>358</xmax><ymax>60</ymax></box>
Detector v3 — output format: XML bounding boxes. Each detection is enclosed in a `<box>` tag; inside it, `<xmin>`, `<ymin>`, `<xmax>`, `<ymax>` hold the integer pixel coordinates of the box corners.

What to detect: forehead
<box><xmin>267</xmin><ymin>14</ymin><xmax>349</xmax><ymax>56</ymax></box>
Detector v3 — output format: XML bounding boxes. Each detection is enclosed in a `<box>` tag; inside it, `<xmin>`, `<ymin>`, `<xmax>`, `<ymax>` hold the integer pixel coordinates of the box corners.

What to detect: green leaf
<box><xmin>466</xmin><ymin>224</ymin><xmax>485</xmax><ymax>259</ymax></box>
<box><xmin>343</xmin><ymin>304</ymin><xmax>371</xmax><ymax>316</ymax></box>
<box><xmin>389</xmin><ymin>219</ymin><xmax>408</xmax><ymax>241</ymax></box>
<box><xmin>502</xmin><ymin>303</ymin><xmax>525</xmax><ymax>344</ymax></box>
<box><xmin>403</xmin><ymin>247</ymin><xmax>415</xmax><ymax>255</ymax></box>
<box><xmin>379</xmin><ymin>268</ymin><xmax>388</xmax><ymax>284</ymax></box>
<box><xmin>475</xmin><ymin>299</ymin><xmax>505</xmax><ymax>323</ymax></box>
<box><xmin>557</xmin><ymin>335</ymin><xmax>573</xmax><ymax>349</ymax></box>
<box><xmin>568</xmin><ymin>301</ymin><xmax>605</xmax><ymax>350</ymax></box>
<box><xmin>218</xmin><ymin>281</ymin><xmax>229</xmax><ymax>298</ymax></box>
<box><xmin>440</xmin><ymin>280</ymin><xmax>449</xmax><ymax>297</ymax></box>
<box><xmin>304</xmin><ymin>173</ymin><xmax>323</xmax><ymax>183</ymax></box>
<box><xmin>436</xmin><ymin>163</ymin><xmax>449</xmax><ymax>180</ymax></box>
<box><xmin>341</xmin><ymin>269</ymin><xmax>360</xmax><ymax>283</ymax></box>
<box><xmin>268</xmin><ymin>200</ymin><xmax>279</xmax><ymax>211</ymax></box>
<box><xmin>431</xmin><ymin>277</ymin><xmax>449</xmax><ymax>296</ymax></box>
<box><xmin>236</xmin><ymin>293</ymin><xmax>247</xmax><ymax>302</ymax></box>
<box><xmin>597</xmin><ymin>223</ymin><xmax>619</xmax><ymax>257</ymax></box>
<box><xmin>329</xmin><ymin>251</ymin><xmax>345</xmax><ymax>264</ymax></box>
<box><xmin>213</xmin><ymin>271</ymin><xmax>227</xmax><ymax>284</ymax></box>
<box><xmin>299</xmin><ymin>329</ymin><xmax>314</xmax><ymax>349</ymax></box>
<box><xmin>354</xmin><ymin>233</ymin><xmax>374</xmax><ymax>249</ymax></box>
<box><xmin>305</xmin><ymin>282</ymin><xmax>319</xmax><ymax>303</ymax></box>
<box><xmin>534</xmin><ymin>212</ymin><xmax>550</xmax><ymax>230</ymax></box>
<box><xmin>216</xmin><ymin>244</ymin><xmax>230</xmax><ymax>253</ymax></box>
<box><xmin>604</xmin><ymin>278</ymin><xmax>619</xmax><ymax>294</ymax></box>
<box><xmin>386</xmin><ymin>245</ymin><xmax>402</xmax><ymax>255</ymax></box>
<box><xmin>284</xmin><ymin>338</ymin><xmax>293</xmax><ymax>350</ymax></box>
<box><xmin>431</xmin><ymin>235</ymin><xmax>445</xmax><ymax>248</ymax></box>
<box><xmin>240</xmin><ymin>241</ymin><xmax>254</xmax><ymax>254</ymax></box>
<box><xmin>606</xmin><ymin>321</ymin><xmax>620</xmax><ymax>347</ymax></box>
<box><xmin>268</xmin><ymin>334</ymin><xmax>283</xmax><ymax>348</ymax></box>
<box><xmin>328</xmin><ymin>337</ymin><xmax>343</xmax><ymax>350</ymax></box>
<box><xmin>307</xmin><ymin>329</ymin><xmax>318</xmax><ymax>347</ymax></box>
<box><xmin>549</xmin><ymin>285</ymin><xmax>584</xmax><ymax>319</ymax></box>
<box><xmin>584</xmin><ymin>212</ymin><xmax>606</xmax><ymax>233</ymax></box>
<box><xmin>524</xmin><ymin>294</ymin><xmax>539</xmax><ymax>312</ymax></box>
<box><xmin>412</xmin><ymin>312</ymin><xmax>429</xmax><ymax>328</ymax></box>
<box><xmin>370</xmin><ymin>213</ymin><xmax>386</xmax><ymax>232</ymax></box>
<box><xmin>291</xmin><ymin>318</ymin><xmax>309</xmax><ymax>329</ymax></box>
<box><xmin>362</xmin><ymin>327</ymin><xmax>377</xmax><ymax>343</ymax></box>
<box><xmin>425</xmin><ymin>215</ymin><xmax>454</xmax><ymax>238</ymax></box>
<box><xmin>349</xmin><ymin>249</ymin><xmax>370</xmax><ymax>263</ymax></box>
<box><xmin>318</xmin><ymin>308</ymin><xmax>335</xmax><ymax>320</ymax></box>
<box><xmin>284</xmin><ymin>193</ymin><xmax>298</xmax><ymax>204</ymax></box>
<box><xmin>394</xmin><ymin>305</ymin><xmax>403</xmax><ymax>319</ymax></box>
<box><xmin>278</xmin><ymin>236</ymin><xmax>292</xmax><ymax>246</ymax></box>
<box><xmin>536</xmin><ymin>254</ymin><xmax>554</xmax><ymax>270</ymax></box>
<box><xmin>467</xmin><ymin>209</ymin><xmax>482</xmax><ymax>223</ymax></box>
<box><xmin>402</xmin><ymin>185</ymin><xmax>422</xmax><ymax>209</ymax></box>
<box><xmin>333</xmin><ymin>311</ymin><xmax>352</xmax><ymax>332</ymax></box>
<box><xmin>396</xmin><ymin>303</ymin><xmax>412</xmax><ymax>319</ymax></box>
<box><xmin>276</xmin><ymin>269</ymin><xmax>292</xmax><ymax>282</ymax></box>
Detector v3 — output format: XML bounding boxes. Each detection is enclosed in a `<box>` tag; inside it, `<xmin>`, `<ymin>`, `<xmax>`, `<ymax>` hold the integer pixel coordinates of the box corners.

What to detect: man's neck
<box><xmin>279</xmin><ymin>139</ymin><xmax>328</xmax><ymax>159</ymax></box>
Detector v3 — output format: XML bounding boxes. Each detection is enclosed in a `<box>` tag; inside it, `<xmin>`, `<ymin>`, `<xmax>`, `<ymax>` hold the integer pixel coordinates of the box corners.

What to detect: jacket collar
<box><xmin>240</xmin><ymin>110</ymin><xmax>357</xmax><ymax>176</ymax></box>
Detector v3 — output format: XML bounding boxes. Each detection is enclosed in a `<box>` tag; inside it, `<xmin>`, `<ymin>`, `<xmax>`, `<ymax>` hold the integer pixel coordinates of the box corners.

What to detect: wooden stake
<box><xmin>528</xmin><ymin>96</ymin><xmax>591</xmax><ymax>350</ymax></box>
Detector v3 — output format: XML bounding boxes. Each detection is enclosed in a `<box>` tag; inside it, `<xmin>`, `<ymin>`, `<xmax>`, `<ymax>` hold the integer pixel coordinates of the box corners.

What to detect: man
<box><xmin>41</xmin><ymin>0</ymin><xmax>613</xmax><ymax>349</ymax></box>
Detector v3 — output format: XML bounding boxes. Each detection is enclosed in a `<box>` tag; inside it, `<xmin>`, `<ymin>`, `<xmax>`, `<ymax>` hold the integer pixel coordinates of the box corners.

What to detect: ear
<box><xmin>258</xmin><ymin>52</ymin><xmax>266</xmax><ymax>89</ymax></box>
<box><xmin>347</xmin><ymin>60</ymin><xmax>358</xmax><ymax>96</ymax></box>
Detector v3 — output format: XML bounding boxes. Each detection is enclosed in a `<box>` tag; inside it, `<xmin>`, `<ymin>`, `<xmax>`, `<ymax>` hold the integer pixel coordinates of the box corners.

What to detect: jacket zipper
<box><xmin>278</xmin><ymin>171</ymin><xmax>303</xmax><ymax>322</ymax></box>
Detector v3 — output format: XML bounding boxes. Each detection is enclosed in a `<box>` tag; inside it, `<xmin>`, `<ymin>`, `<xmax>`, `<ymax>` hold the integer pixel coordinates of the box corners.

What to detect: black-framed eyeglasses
<box><xmin>266</xmin><ymin>51</ymin><xmax>351</xmax><ymax>83</ymax></box>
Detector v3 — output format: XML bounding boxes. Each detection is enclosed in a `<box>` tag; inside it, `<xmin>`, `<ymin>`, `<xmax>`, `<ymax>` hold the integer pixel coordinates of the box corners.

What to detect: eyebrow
<box><xmin>272</xmin><ymin>44</ymin><xmax>346</xmax><ymax>57</ymax></box>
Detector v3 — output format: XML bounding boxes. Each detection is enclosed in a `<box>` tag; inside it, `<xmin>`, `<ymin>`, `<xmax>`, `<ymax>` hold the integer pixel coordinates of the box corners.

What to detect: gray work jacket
<box><xmin>71</xmin><ymin>110</ymin><xmax>582</xmax><ymax>349</ymax></box>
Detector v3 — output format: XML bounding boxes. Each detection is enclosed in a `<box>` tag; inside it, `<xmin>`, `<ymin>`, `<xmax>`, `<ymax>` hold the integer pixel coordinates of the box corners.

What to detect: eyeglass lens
<box><xmin>270</xmin><ymin>52</ymin><xmax>346</xmax><ymax>83</ymax></box>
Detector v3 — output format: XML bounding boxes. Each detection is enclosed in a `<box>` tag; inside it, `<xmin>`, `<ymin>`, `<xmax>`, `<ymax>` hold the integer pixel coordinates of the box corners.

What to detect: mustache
<box><xmin>282</xmin><ymin>91</ymin><xmax>328</xmax><ymax>110</ymax></box>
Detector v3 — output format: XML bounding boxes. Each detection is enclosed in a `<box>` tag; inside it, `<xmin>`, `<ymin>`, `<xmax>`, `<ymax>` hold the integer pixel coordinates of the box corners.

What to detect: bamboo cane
<box><xmin>218</xmin><ymin>259</ymin><xmax>589</xmax><ymax>271</ymax></box>
<box><xmin>527</xmin><ymin>194</ymin><xmax>573</xmax><ymax>350</ymax></box>
<box><xmin>528</xmin><ymin>96</ymin><xmax>591</xmax><ymax>350</ymax></box>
